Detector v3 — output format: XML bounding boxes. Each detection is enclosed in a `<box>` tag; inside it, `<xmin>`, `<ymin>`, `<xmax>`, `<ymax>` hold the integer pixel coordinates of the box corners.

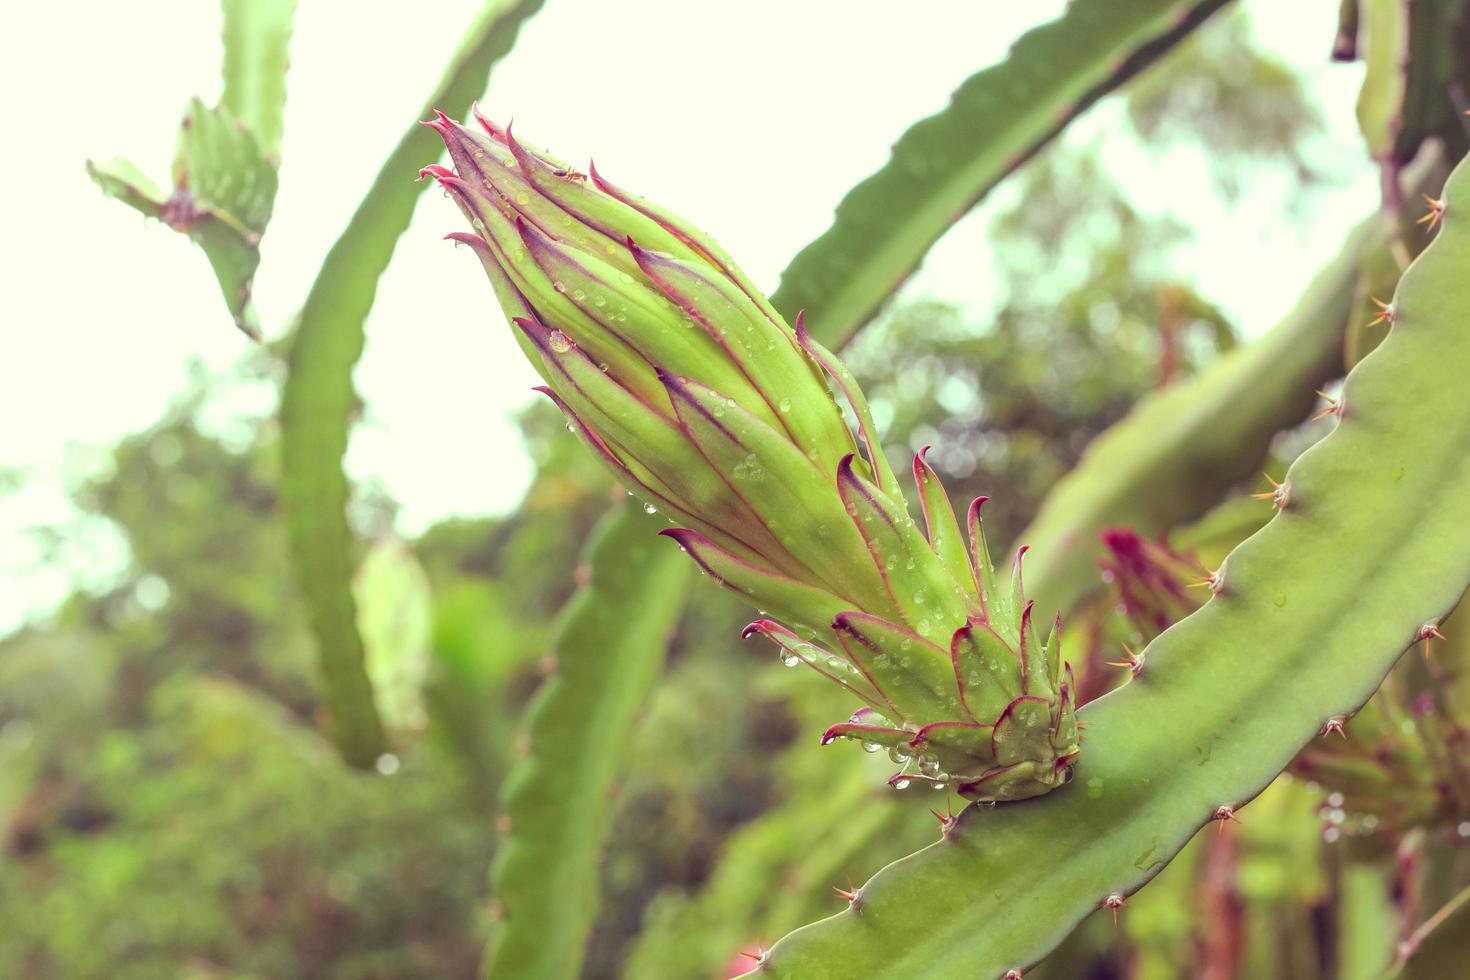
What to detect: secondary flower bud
<box><xmin>423</xmin><ymin>110</ymin><xmax>1079</xmax><ymax>800</ymax></box>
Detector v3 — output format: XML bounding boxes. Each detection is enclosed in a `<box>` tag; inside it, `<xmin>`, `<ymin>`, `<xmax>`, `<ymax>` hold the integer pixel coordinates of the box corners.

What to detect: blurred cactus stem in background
<box><xmin>420</xmin><ymin>109</ymin><xmax>1079</xmax><ymax>801</ymax></box>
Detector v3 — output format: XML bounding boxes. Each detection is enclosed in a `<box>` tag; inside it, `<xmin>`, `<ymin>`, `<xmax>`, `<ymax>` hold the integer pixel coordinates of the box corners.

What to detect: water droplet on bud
<box><xmin>643</xmin><ymin>503</ymin><xmax>657</xmax><ymax>515</ymax></box>
<box><xmin>780</xmin><ymin>652</ymin><xmax>801</xmax><ymax>667</ymax></box>
<box><xmin>548</xmin><ymin>330</ymin><xmax>573</xmax><ymax>353</ymax></box>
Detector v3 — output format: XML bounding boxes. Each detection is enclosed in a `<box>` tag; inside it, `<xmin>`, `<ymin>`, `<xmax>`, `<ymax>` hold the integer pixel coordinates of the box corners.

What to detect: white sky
<box><xmin>0</xmin><ymin>0</ymin><xmax>1371</xmax><ymax>633</ymax></box>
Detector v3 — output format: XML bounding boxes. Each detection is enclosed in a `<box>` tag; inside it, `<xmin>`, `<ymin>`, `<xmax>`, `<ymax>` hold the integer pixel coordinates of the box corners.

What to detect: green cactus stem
<box><xmin>752</xmin><ymin>152</ymin><xmax>1470</xmax><ymax>980</ymax></box>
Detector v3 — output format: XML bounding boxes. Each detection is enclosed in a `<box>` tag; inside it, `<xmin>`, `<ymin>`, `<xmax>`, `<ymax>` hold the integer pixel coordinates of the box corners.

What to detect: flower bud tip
<box><xmin>741</xmin><ymin>621</ymin><xmax>775</xmax><ymax>640</ymax></box>
<box><xmin>444</xmin><ymin>231</ymin><xmax>490</xmax><ymax>254</ymax></box>
<box><xmin>510</xmin><ymin>316</ymin><xmax>551</xmax><ymax>346</ymax></box>
<box><xmin>968</xmin><ymin>496</ymin><xmax>990</xmax><ymax>519</ymax></box>
<box><xmin>657</xmin><ymin>528</ymin><xmax>700</xmax><ymax>554</ymax></box>
<box><xmin>586</xmin><ymin>158</ymin><xmax>615</xmax><ymax>192</ymax></box>
<box><xmin>421</xmin><ymin>110</ymin><xmax>454</xmax><ymax>136</ymax></box>
<box><xmin>469</xmin><ymin>102</ymin><xmax>501</xmax><ymax>139</ymax></box>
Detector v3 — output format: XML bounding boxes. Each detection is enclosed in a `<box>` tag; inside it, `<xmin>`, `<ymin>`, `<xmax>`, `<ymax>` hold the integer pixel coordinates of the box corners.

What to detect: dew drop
<box><xmin>548</xmin><ymin>330</ymin><xmax>573</xmax><ymax>353</ymax></box>
<box><xmin>643</xmin><ymin>503</ymin><xmax>657</xmax><ymax>515</ymax></box>
<box><xmin>893</xmin><ymin>778</ymin><xmax>911</xmax><ymax>790</ymax></box>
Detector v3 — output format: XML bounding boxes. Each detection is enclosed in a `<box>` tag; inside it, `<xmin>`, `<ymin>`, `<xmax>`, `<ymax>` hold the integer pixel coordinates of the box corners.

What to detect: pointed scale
<box><xmin>661</xmin><ymin>372</ymin><xmax>892</xmax><ymax>613</ymax></box>
<box><xmin>514</xmin><ymin>218</ymin><xmax>784</xmax><ymax>430</ymax></box>
<box><xmin>950</xmin><ymin>619</ymin><xmax>1026</xmax><ymax>724</ymax></box>
<box><xmin>744</xmin><ymin>619</ymin><xmax>891</xmax><ymax>714</ymax></box>
<box><xmin>913</xmin><ymin>447</ymin><xmax>980</xmax><ymax>609</ymax></box>
<box><xmin>501</xmin><ymin>124</ymin><xmax>700</xmax><ymax>267</ymax></box>
<box><xmin>589</xmin><ymin>159</ymin><xmax>799</xmax><ymax>345</ymax></box>
<box><xmin>831</xmin><ymin>611</ymin><xmax>960</xmax><ymax>723</ymax></box>
<box><xmin>836</xmin><ymin>455</ymin><xmax>973</xmax><ymax>647</ymax></box>
<box><xmin>660</xmin><ymin>529</ymin><xmax>850</xmax><ymax>639</ymax></box>
<box><xmin>515</xmin><ymin>316</ymin><xmax>799</xmax><ymax>573</ymax></box>
<box><xmin>795</xmin><ymin>316</ymin><xmax>901</xmax><ymax>496</ymax></box>
<box><xmin>634</xmin><ymin>244</ymin><xmax>856</xmax><ymax>475</ymax></box>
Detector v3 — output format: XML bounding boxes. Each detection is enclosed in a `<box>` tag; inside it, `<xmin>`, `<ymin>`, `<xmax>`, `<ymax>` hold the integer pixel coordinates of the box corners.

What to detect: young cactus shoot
<box><xmin>421</xmin><ymin>110</ymin><xmax>1079</xmax><ymax>801</ymax></box>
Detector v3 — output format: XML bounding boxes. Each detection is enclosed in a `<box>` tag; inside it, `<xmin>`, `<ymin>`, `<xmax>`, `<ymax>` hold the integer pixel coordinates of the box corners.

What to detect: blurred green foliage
<box><xmin>0</xmin><ymin>373</ymin><xmax>606</xmax><ymax>977</ymax></box>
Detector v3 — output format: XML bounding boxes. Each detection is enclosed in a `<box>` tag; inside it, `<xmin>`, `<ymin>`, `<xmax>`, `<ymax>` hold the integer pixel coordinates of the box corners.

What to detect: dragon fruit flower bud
<box><xmin>423</xmin><ymin>112</ymin><xmax>1080</xmax><ymax>801</ymax></box>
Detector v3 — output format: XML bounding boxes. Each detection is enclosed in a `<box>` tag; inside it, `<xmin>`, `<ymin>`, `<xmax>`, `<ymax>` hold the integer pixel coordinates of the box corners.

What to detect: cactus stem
<box><xmin>1103</xmin><ymin>892</ymin><xmax>1126</xmax><ymax>926</ymax></box>
<box><xmin>1213</xmin><ymin>803</ymin><xmax>1241</xmax><ymax>831</ymax></box>
<box><xmin>1322</xmin><ymin>716</ymin><xmax>1349</xmax><ymax>738</ymax></box>
<box><xmin>1251</xmin><ymin>473</ymin><xmax>1290</xmax><ymax>510</ymax></box>
<box><xmin>1367</xmin><ymin>295</ymin><xmax>1396</xmax><ymax>328</ymax></box>
<box><xmin>1417</xmin><ymin>194</ymin><xmax>1445</xmax><ymax>233</ymax></box>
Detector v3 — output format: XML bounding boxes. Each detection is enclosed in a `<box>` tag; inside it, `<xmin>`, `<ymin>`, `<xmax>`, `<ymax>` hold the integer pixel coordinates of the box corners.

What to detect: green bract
<box><xmin>423</xmin><ymin>111</ymin><xmax>1080</xmax><ymax>801</ymax></box>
